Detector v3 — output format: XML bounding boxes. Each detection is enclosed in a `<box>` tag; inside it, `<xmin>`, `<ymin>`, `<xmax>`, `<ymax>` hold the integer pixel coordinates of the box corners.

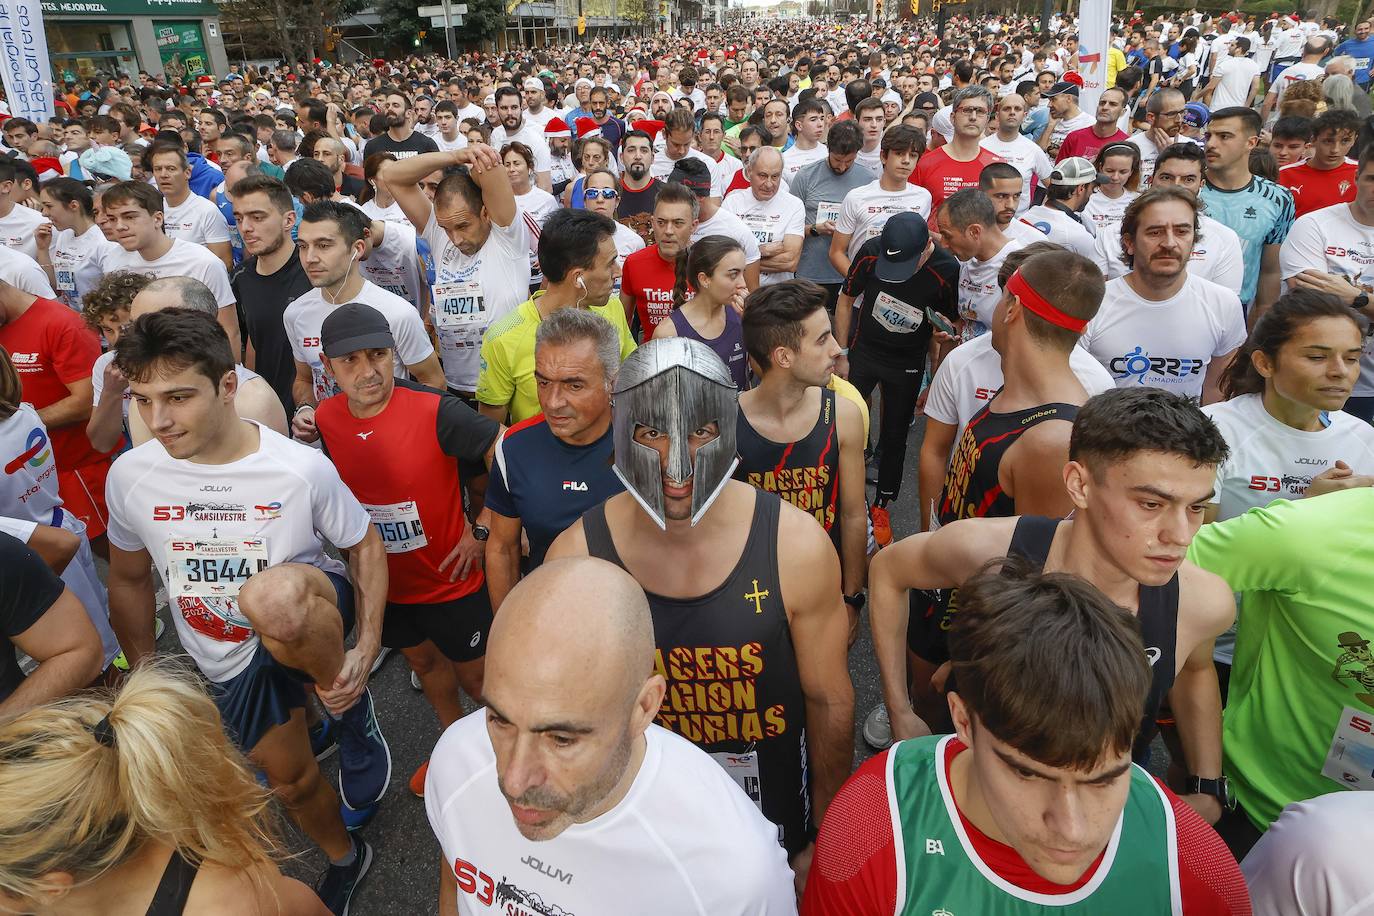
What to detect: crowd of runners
<box><xmin>0</xmin><ymin>7</ymin><xmax>1372</xmax><ymax>914</ymax></box>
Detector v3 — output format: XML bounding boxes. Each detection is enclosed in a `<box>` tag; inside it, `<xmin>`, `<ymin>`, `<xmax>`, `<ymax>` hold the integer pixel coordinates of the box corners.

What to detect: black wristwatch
<box><xmin>1185</xmin><ymin>775</ymin><xmax>1235</xmax><ymax>810</ymax></box>
<box><xmin>470</xmin><ymin>524</ymin><xmax>490</xmax><ymax>541</ymax></box>
<box><xmin>1353</xmin><ymin>292</ymin><xmax>1370</xmax><ymax>311</ymax></box>
<box><xmin>843</xmin><ymin>592</ymin><xmax>866</xmax><ymax>611</ymax></box>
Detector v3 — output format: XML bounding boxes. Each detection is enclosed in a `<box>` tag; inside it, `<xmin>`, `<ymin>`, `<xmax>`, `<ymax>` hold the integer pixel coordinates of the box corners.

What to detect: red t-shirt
<box><xmin>911</xmin><ymin>147</ymin><xmax>1004</xmax><ymax>231</ymax></box>
<box><xmin>801</xmin><ymin>739</ymin><xmax>1253</xmax><ymax>915</ymax></box>
<box><xmin>619</xmin><ymin>244</ymin><xmax>679</xmax><ymax>342</ymax></box>
<box><xmin>315</xmin><ymin>380</ymin><xmax>500</xmax><ymax>605</ymax></box>
<box><xmin>1058</xmin><ymin>126</ymin><xmax>1130</xmax><ymax>163</ymax></box>
<box><xmin>1279</xmin><ymin>158</ymin><xmax>1358</xmax><ymax>218</ymax></box>
<box><xmin>0</xmin><ymin>296</ymin><xmax>109</xmax><ymax>471</ymax></box>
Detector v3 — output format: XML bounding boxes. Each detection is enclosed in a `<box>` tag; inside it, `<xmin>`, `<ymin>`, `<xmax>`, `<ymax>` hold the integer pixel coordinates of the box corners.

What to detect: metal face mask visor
<box><xmin>611</xmin><ymin>338</ymin><xmax>739</xmax><ymax>529</ymax></box>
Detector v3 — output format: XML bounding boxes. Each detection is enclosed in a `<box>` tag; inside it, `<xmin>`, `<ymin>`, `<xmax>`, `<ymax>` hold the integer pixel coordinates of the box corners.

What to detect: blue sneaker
<box><xmin>336</xmin><ymin>687</ymin><xmax>391</xmax><ymax>810</ymax></box>
<box><xmin>340</xmin><ymin>802</ymin><xmax>377</xmax><ymax>832</ymax></box>
<box><xmin>311</xmin><ymin>716</ymin><xmax>338</xmax><ymax>762</ymax></box>
<box><xmin>314</xmin><ymin>837</ymin><xmax>373</xmax><ymax>916</ymax></box>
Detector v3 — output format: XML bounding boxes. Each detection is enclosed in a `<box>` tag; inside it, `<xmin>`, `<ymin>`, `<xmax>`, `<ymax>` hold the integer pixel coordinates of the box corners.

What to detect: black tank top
<box><xmin>734</xmin><ymin>387</ymin><xmax>842</xmax><ymax>552</ymax></box>
<box><xmin>938</xmin><ymin>398</ymin><xmax>1080</xmax><ymax>526</ymax></box>
<box><xmin>1008</xmin><ymin>516</ymin><xmax>1180</xmax><ymax>765</ymax></box>
<box><xmin>581</xmin><ymin>491</ymin><xmax>811</xmax><ymax>854</ymax></box>
<box><xmin>145</xmin><ymin>849</ymin><xmax>199</xmax><ymax>916</ymax></box>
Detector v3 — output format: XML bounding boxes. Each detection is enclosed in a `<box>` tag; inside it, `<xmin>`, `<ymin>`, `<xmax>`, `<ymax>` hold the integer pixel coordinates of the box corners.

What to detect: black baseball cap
<box><xmin>1045</xmin><ymin>81</ymin><xmax>1080</xmax><ymax>98</ymax></box>
<box><xmin>321</xmin><ymin>302</ymin><xmax>395</xmax><ymax>358</ymax></box>
<box><xmin>667</xmin><ymin>157</ymin><xmax>713</xmax><ymax>197</ymax></box>
<box><xmin>877</xmin><ymin>212</ymin><xmax>931</xmax><ymax>283</ymax></box>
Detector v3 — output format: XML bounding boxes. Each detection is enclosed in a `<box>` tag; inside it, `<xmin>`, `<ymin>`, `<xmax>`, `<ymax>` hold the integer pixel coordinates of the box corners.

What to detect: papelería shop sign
<box><xmin>41</xmin><ymin>0</ymin><xmax>220</xmax><ymax>16</ymax></box>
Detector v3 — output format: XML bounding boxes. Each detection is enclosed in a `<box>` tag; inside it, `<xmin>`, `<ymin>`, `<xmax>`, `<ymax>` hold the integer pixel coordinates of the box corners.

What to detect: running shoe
<box><xmin>369</xmin><ymin>646</ymin><xmax>391</xmax><ymax>676</ymax></box>
<box><xmin>315</xmin><ymin>836</ymin><xmax>373</xmax><ymax>915</ymax></box>
<box><xmin>410</xmin><ymin>669</ymin><xmax>423</xmax><ymax>691</ymax></box>
<box><xmin>409</xmin><ymin>759</ymin><xmax>430</xmax><ymax>798</ymax></box>
<box><xmin>340</xmin><ymin>802</ymin><xmax>377</xmax><ymax>833</ymax></box>
<box><xmin>336</xmin><ymin>688</ymin><xmax>392</xmax><ymax>810</ymax></box>
<box><xmin>863</xmin><ymin>704</ymin><xmax>894</xmax><ymax>750</ymax></box>
<box><xmin>870</xmin><ymin>504</ymin><xmax>893</xmax><ymax>548</ymax></box>
<box><xmin>310</xmin><ymin>715</ymin><xmax>339</xmax><ymax>761</ymax></box>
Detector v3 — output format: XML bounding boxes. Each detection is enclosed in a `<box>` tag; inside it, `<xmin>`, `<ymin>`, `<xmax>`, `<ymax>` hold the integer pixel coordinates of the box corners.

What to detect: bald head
<box><xmin>482</xmin><ymin>557</ymin><xmax>664</xmax><ymax>840</ymax></box>
<box><xmin>131</xmin><ymin>276</ymin><xmax>219</xmax><ymax>320</ymax></box>
<box><xmin>489</xmin><ymin>557</ymin><xmax>655</xmax><ymax>698</ymax></box>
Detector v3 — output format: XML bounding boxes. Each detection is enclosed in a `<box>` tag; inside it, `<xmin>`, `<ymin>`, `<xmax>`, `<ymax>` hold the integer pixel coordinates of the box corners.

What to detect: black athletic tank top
<box><xmin>938</xmin><ymin>398</ymin><xmax>1080</xmax><ymax>527</ymax></box>
<box><xmin>581</xmin><ymin>491</ymin><xmax>811</xmax><ymax>854</ymax></box>
<box><xmin>1008</xmin><ymin>516</ymin><xmax>1180</xmax><ymax>765</ymax></box>
<box><xmin>734</xmin><ymin>387</ymin><xmax>842</xmax><ymax>553</ymax></box>
<box><xmin>145</xmin><ymin>849</ymin><xmax>199</xmax><ymax>915</ymax></box>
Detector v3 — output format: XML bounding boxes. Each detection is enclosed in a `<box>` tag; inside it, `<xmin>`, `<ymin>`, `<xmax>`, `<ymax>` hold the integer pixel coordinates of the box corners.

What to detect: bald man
<box><xmin>86</xmin><ymin>278</ymin><xmax>289</xmax><ymax>453</ymax></box>
<box><xmin>424</xmin><ymin>557</ymin><xmax>798</xmax><ymax>916</ymax></box>
<box><xmin>722</xmin><ymin>147</ymin><xmax>805</xmax><ymax>286</ymax></box>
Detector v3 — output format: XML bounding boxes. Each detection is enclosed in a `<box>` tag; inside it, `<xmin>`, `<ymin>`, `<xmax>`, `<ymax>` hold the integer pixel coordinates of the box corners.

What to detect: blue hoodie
<box><xmin>186</xmin><ymin>151</ymin><xmax>223</xmax><ymax>199</ymax></box>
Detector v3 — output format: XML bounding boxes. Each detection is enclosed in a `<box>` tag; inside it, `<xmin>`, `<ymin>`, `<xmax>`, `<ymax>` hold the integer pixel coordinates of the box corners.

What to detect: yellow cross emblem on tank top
<box><xmin>744</xmin><ymin>578</ymin><xmax>770</xmax><ymax>614</ymax></box>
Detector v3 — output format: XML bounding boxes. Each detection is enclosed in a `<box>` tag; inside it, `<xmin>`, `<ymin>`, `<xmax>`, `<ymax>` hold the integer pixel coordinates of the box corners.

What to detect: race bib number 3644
<box><xmin>166</xmin><ymin>537</ymin><xmax>269</xmax><ymax>599</ymax></box>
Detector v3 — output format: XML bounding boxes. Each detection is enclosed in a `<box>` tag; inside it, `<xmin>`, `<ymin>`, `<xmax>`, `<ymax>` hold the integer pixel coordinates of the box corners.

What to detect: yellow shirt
<box><xmin>1107</xmin><ymin>47</ymin><xmax>1128</xmax><ymax>91</ymax></box>
<box><xmin>827</xmin><ymin>375</ymin><xmax>870</xmax><ymax>440</ymax></box>
<box><xmin>476</xmin><ymin>292</ymin><xmax>637</xmax><ymax>423</ymax></box>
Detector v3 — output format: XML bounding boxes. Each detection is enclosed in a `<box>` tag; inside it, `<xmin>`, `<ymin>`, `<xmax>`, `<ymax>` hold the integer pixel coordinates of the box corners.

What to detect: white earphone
<box><xmin>576</xmin><ymin>276</ymin><xmax>586</xmax><ymax>289</ymax></box>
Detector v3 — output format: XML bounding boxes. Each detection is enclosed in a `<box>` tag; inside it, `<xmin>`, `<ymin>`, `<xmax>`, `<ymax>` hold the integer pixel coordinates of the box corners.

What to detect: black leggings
<box><xmin>848</xmin><ymin>352</ymin><xmax>922</xmax><ymax>503</ymax></box>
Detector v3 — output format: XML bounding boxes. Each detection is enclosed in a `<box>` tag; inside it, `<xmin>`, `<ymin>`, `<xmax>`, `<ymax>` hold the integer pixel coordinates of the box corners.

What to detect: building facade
<box><xmin>43</xmin><ymin>0</ymin><xmax>228</xmax><ymax>85</ymax></box>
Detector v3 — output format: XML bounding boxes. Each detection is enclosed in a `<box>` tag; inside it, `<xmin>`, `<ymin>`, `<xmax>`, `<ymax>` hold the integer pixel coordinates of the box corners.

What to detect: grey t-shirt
<box><xmin>788</xmin><ymin>156</ymin><xmax>874</xmax><ymax>284</ymax></box>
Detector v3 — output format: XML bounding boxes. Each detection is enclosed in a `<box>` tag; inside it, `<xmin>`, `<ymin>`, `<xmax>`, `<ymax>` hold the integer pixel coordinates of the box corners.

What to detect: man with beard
<box><xmin>616</xmin><ymin>130</ymin><xmax>664</xmax><ymax>240</ymax></box>
<box><xmin>790</xmin><ymin>121</ymin><xmax>870</xmax><ymax>311</ymax></box>
<box><xmin>364</xmin><ymin>90</ymin><xmax>439</xmax><ymax>161</ymax></box>
<box><xmin>520</xmin><ymin>77</ymin><xmax>557</xmax><ymax>130</ymax></box>
<box><xmin>1080</xmin><ymin>188</ymin><xmax>1246</xmax><ymax>405</ymax></box>
<box><xmin>547</xmin><ymin>337</ymin><xmax>855</xmax><ymax>890</ymax></box>
<box><xmin>587</xmin><ymin>85</ymin><xmax>623</xmax><ymax>149</ymax></box>
<box><xmin>489</xmin><ymin>86</ymin><xmax>553</xmax><ymax>193</ymax></box>
<box><xmin>424</xmin><ymin>557</ymin><xmax>797</xmax><ymax>914</ymax></box>
<box><xmin>1127</xmin><ymin>88</ymin><xmax>1186</xmax><ymax>186</ymax></box>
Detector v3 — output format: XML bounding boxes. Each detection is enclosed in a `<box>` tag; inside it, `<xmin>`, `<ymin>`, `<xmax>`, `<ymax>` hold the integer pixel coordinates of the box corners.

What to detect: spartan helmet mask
<box><xmin>612</xmin><ymin>337</ymin><xmax>739</xmax><ymax>529</ymax></box>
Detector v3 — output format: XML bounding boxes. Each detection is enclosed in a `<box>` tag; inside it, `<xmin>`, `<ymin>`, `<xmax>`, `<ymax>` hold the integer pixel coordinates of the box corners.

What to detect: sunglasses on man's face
<box><xmin>583</xmin><ymin>187</ymin><xmax>619</xmax><ymax>200</ymax></box>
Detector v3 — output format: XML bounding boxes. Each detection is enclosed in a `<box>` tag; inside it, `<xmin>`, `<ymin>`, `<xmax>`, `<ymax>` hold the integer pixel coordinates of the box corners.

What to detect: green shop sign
<box><xmin>41</xmin><ymin>0</ymin><xmax>220</xmax><ymax>16</ymax></box>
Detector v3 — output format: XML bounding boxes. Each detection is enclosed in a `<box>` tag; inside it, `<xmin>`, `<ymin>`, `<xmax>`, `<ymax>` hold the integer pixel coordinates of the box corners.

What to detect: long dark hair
<box><xmin>1220</xmin><ymin>289</ymin><xmax>1366</xmax><ymax>400</ymax></box>
<box><xmin>672</xmin><ymin>235</ymin><xmax>743</xmax><ymax>311</ymax></box>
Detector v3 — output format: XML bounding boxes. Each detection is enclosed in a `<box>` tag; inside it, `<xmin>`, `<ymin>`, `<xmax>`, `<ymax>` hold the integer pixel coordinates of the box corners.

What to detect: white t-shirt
<box><xmin>979</xmin><ymin>134</ymin><xmax>1054</xmax><ymax>214</ymax></box>
<box><xmin>490</xmin><ymin>120</ymin><xmax>554</xmax><ymax>176</ymax></box>
<box><xmin>924</xmin><ymin>332</ymin><xmax>1116</xmax><ymax>444</ymax></box>
<box><xmin>710</xmin><ymin>152</ymin><xmax>743</xmax><ymax>192</ymax></box>
<box><xmin>1083</xmin><ymin>190</ymin><xmax>1138</xmax><ymax>236</ymax></box>
<box><xmin>360</xmin><ymin>218</ymin><xmax>427</xmax><ymax>312</ymax></box>
<box><xmin>0</xmin><ymin>402</ymin><xmax>61</xmax><ymax>523</ymax></box>
<box><xmin>722</xmin><ymin>189</ymin><xmax>805</xmax><ymax>284</ymax></box>
<box><xmin>104</xmin><ymin>422</ymin><xmax>368</xmax><ymax>682</ymax></box>
<box><xmin>515</xmin><ymin>186</ymin><xmax>560</xmax><ymax>286</ymax></box>
<box><xmin>854</xmin><ymin>146</ymin><xmax>883</xmax><ymax>179</ymax></box>
<box><xmin>0</xmin><ymin>203</ymin><xmax>44</xmax><ymax>260</ymax></box>
<box><xmin>1279</xmin><ymin>202</ymin><xmax>1374</xmax><ymax>396</ymax></box>
<box><xmin>434</xmin><ymin>132</ymin><xmax>469</xmax><ymax>153</ymax></box>
<box><xmin>1019</xmin><ymin>204</ymin><xmax>1098</xmax><ymax>260</ymax></box>
<box><xmin>283</xmin><ymin>280</ymin><xmax>435</xmax><ymax>404</ymax></box>
<box><xmin>0</xmin><ymin>246</ymin><xmax>54</xmax><ymax>299</ymax></box>
<box><xmin>48</xmin><ymin>224</ymin><xmax>120</xmax><ymax>311</ymax></box>
<box><xmin>781</xmin><ymin>143</ymin><xmax>828</xmax><ymax>181</ymax></box>
<box><xmin>162</xmin><ymin>192</ymin><xmax>232</xmax><ymax>247</ymax></box>
<box><xmin>1210</xmin><ymin>55</ymin><xmax>1262</xmax><ymax>109</ymax></box>
<box><xmin>836</xmin><ymin>180</ymin><xmax>933</xmax><ymax>263</ymax></box>
<box><xmin>104</xmin><ymin>239</ymin><xmax>236</xmax><ymax>309</ymax></box>
<box><xmin>1126</xmin><ymin>132</ymin><xmax>1179</xmax><ymax>187</ymax></box>
<box><xmin>455</xmin><ymin>103</ymin><xmax>485</xmax><ymax>125</ymax></box>
<box><xmin>1241</xmin><ymin>792</ymin><xmax>1374</xmax><ymax>916</ymax></box>
<box><xmin>1093</xmin><ymin>213</ymin><xmax>1244</xmax><ymax>292</ymax></box>
<box><xmin>1080</xmin><ymin>274</ymin><xmax>1247</xmax><ymax>401</ymax></box>
<box><xmin>691</xmin><ymin>207</ymin><xmax>763</xmax><ymax>265</ymax></box>
<box><xmin>424</xmin><ymin>713</ymin><xmax>798</xmax><ymax>916</ymax></box>
<box><xmin>1271</xmin><ymin>61</ymin><xmax>1325</xmax><ymax>106</ymax></box>
<box><xmin>1048</xmin><ymin>110</ymin><xmax>1095</xmax><ymax>153</ymax></box>
<box><xmin>423</xmin><ymin>211</ymin><xmax>531</xmax><ymax>391</ymax></box>
<box><xmin>957</xmin><ymin>236</ymin><xmax>1029</xmax><ymax>336</ymax></box>
<box><xmin>523</xmin><ymin>106</ymin><xmax>559</xmax><ymax>129</ymax></box>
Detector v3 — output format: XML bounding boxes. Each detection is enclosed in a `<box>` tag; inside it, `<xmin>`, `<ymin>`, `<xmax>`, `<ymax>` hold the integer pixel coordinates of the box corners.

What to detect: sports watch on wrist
<box><xmin>843</xmin><ymin>592</ymin><xmax>866</xmax><ymax>610</ymax></box>
<box><xmin>470</xmin><ymin>524</ymin><xmax>490</xmax><ymax>541</ymax></box>
<box><xmin>1352</xmin><ymin>292</ymin><xmax>1370</xmax><ymax>311</ymax></box>
<box><xmin>1184</xmin><ymin>775</ymin><xmax>1235</xmax><ymax>810</ymax></box>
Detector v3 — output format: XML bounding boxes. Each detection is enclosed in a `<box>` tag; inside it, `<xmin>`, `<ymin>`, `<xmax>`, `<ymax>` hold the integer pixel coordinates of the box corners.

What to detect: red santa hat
<box><xmin>575</xmin><ymin>116</ymin><xmax>602</xmax><ymax>139</ymax></box>
<box><xmin>29</xmin><ymin>156</ymin><xmax>62</xmax><ymax>183</ymax></box>
<box><xmin>1063</xmin><ymin>70</ymin><xmax>1085</xmax><ymax>87</ymax></box>
<box><xmin>630</xmin><ymin>119</ymin><xmax>665</xmax><ymax>141</ymax></box>
<box><xmin>545</xmin><ymin>116</ymin><xmax>571</xmax><ymax>139</ymax></box>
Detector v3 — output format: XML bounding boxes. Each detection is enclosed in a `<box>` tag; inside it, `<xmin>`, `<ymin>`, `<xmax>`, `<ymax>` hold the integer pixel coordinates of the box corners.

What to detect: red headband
<box><xmin>1006</xmin><ymin>269</ymin><xmax>1088</xmax><ymax>333</ymax></box>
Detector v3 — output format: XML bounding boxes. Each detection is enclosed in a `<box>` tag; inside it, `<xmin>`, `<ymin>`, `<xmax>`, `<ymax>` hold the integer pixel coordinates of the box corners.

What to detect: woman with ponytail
<box><xmin>1202</xmin><ymin>289</ymin><xmax>1374</xmax><ymax>690</ymax></box>
<box><xmin>358</xmin><ymin>152</ymin><xmax>409</xmax><ymax>226</ymax></box>
<box><xmin>652</xmin><ymin>234</ymin><xmax>752</xmax><ymax>390</ymax></box>
<box><xmin>0</xmin><ymin>661</ymin><xmax>327</xmax><ymax>915</ymax></box>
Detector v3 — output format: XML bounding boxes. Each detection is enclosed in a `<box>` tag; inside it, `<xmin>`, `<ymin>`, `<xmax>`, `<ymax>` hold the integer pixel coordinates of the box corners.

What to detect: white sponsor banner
<box><xmin>0</xmin><ymin>0</ymin><xmax>54</xmax><ymax>123</ymax></box>
<box><xmin>1076</xmin><ymin>0</ymin><xmax>1111</xmax><ymax>116</ymax></box>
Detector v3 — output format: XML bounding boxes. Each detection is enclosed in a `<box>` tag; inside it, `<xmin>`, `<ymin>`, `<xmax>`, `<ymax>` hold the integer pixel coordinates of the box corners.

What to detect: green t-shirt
<box><xmin>1187</xmin><ymin>489</ymin><xmax>1374</xmax><ymax>830</ymax></box>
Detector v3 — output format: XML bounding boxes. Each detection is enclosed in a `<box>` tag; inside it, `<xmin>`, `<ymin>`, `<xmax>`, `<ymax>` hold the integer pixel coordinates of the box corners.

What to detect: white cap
<box><xmin>523</xmin><ymin>77</ymin><xmax>544</xmax><ymax>91</ymax></box>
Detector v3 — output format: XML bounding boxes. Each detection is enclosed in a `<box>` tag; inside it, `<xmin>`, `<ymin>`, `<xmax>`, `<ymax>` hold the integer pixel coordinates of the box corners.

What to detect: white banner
<box><xmin>1076</xmin><ymin>0</ymin><xmax>1111</xmax><ymax>116</ymax></box>
<box><xmin>0</xmin><ymin>0</ymin><xmax>54</xmax><ymax>123</ymax></box>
